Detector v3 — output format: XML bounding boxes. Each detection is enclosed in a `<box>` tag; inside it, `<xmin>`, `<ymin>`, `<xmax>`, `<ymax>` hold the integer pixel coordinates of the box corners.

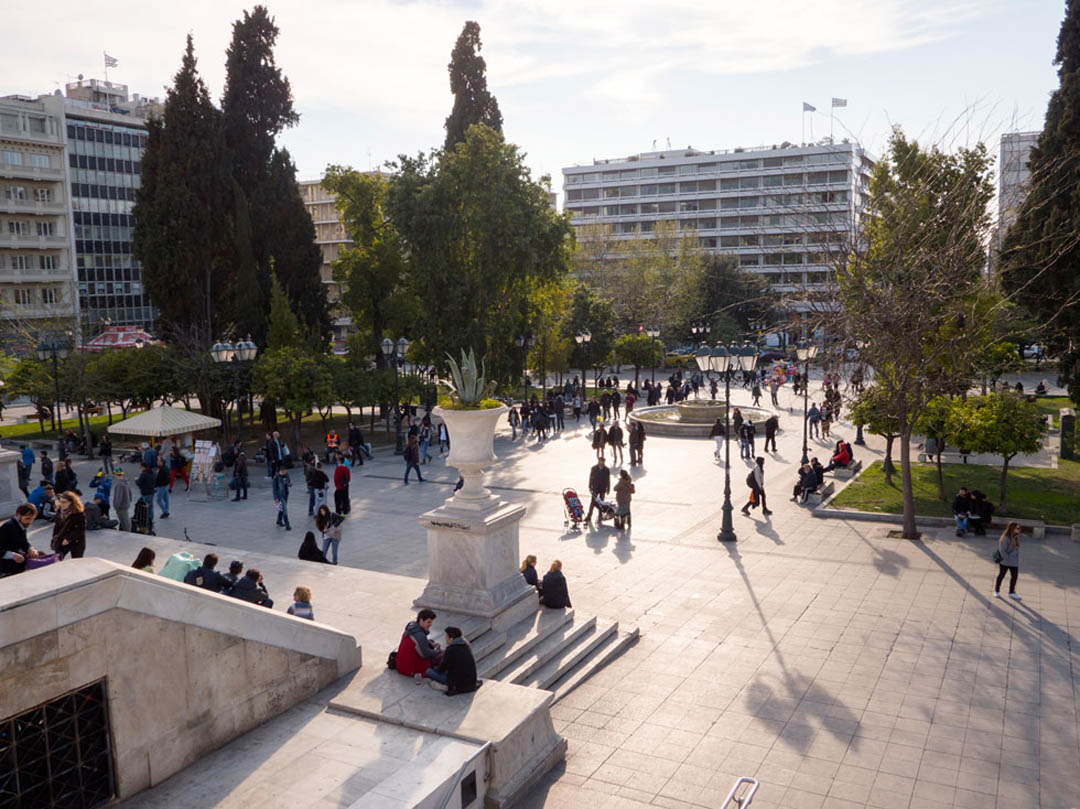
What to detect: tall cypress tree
<box><xmin>444</xmin><ymin>21</ymin><xmax>503</xmax><ymax>150</ymax></box>
<box><xmin>1002</xmin><ymin>0</ymin><xmax>1080</xmax><ymax>380</ymax></box>
<box><xmin>220</xmin><ymin>5</ymin><xmax>328</xmax><ymax>346</ymax></box>
<box><xmin>133</xmin><ymin>35</ymin><xmax>230</xmax><ymax>341</ymax></box>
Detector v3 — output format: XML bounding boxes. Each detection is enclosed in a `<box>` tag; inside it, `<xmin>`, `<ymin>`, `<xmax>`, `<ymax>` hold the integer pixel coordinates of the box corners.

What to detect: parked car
<box><xmin>1022</xmin><ymin>345</ymin><xmax>1046</xmax><ymax>360</ymax></box>
<box><xmin>758</xmin><ymin>348</ymin><xmax>791</xmax><ymax>362</ymax></box>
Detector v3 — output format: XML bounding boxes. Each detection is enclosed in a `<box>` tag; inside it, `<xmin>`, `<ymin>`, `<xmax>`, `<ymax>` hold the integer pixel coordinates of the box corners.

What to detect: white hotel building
<box><xmin>562</xmin><ymin>141</ymin><xmax>876</xmax><ymax>304</ymax></box>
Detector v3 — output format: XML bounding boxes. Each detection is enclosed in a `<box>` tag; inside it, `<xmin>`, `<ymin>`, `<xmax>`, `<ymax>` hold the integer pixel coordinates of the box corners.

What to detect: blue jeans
<box><xmin>740</xmin><ymin>438</ymin><xmax>750</xmax><ymax>459</ymax></box>
<box><xmin>322</xmin><ymin>537</ymin><xmax>339</xmax><ymax>564</ymax></box>
<box><xmin>809</xmin><ymin>419</ymin><xmax>820</xmax><ymax>438</ymax></box>
<box><xmin>404</xmin><ymin>463</ymin><xmax>423</xmax><ymax>483</ymax></box>
<box><xmin>155</xmin><ymin>486</ymin><xmax>169</xmax><ymax>516</ymax></box>
<box><xmin>420</xmin><ymin>440</ymin><xmax>431</xmax><ymax>463</ymax></box>
<box><xmin>307</xmin><ymin>487</ymin><xmax>315</xmax><ymax>515</ymax></box>
<box><xmin>142</xmin><ymin>493</ymin><xmax>154</xmax><ymax>521</ymax></box>
<box><xmin>954</xmin><ymin>514</ymin><xmax>968</xmax><ymax>533</ymax></box>
<box><xmin>425</xmin><ymin>668</ymin><xmax>448</xmax><ymax>685</ymax></box>
<box><xmin>276</xmin><ymin>499</ymin><xmax>290</xmax><ymax>528</ymax></box>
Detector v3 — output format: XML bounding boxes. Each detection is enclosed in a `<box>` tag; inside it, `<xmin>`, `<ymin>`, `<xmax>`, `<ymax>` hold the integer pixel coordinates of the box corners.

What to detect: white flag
<box><xmin>832</xmin><ymin>98</ymin><xmax>847</xmax><ymax>108</ymax></box>
<box><xmin>802</xmin><ymin>102</ymin><xmax>816</xmax><ymax>112</ymax></box>
<box><xmin>104</xmin><ymin>52</ymin><xmax>119</xmax><ymax>68</ymax></box>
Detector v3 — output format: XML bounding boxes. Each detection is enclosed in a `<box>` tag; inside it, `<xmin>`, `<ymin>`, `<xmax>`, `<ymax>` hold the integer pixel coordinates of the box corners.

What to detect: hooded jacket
<box><xmin>395</xmin><ymin>620</ymin><xmax>439</xmax><ymax>678</ymax></box>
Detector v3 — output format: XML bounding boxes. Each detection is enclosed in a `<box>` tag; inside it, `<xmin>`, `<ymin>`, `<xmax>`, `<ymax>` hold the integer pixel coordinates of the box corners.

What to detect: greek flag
<box><xmin>832</xmin><ymin>98</ymin><xmax>847</xmax><ymax>108</ymax></box>
<box><xmin>802</xmin><ymin>102</ymin><xmax>816</xmax><ymax>112</ymax></box>
<box><xmin>104</xmin><ymin>52</ymin><xmax>119</xmax><ymax>68</ymax></box>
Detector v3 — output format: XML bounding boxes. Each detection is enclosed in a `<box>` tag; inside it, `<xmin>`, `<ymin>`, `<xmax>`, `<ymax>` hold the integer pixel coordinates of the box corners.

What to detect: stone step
<box><xmin>496</xmin><ymin>615</ymin><xmax>599</xmax><ymax>685</ymax></box>
<box><xmin>524</xmin><ymin>618</ymin><xmax>620</xmax><ymax>690</ymax></box>
<box><xmin>430</xmin><ymin>612</ymin><xmax>491</xmax><ymax>642</ymax></box>
<box><xmin>477</xmin><ymin>608</ymin><xmax>576</xmax><ymax>680</ymax></box>
<box><xmin>549</xmin><ymin>628</ymin><xmax>640</xmax><ymax>702</ymax></box>
<box><xmin>469</xmin><ymin>627</ymin><xmax>507</xmax><ymax>663</ymax></box>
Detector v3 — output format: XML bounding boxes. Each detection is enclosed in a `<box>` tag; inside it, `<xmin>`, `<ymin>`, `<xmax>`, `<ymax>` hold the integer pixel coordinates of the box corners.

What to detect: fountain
<box><xmin>628</xmin><ymin>401</ymin><xmax>781</xmax><ymax>437</ymax></box>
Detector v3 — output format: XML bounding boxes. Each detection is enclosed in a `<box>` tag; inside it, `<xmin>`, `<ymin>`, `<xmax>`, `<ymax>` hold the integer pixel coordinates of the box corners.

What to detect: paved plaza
<box><xmin>13</xmin><ymin>376</ymin><xmax>1080</xmax><ymax>809</ymax></box>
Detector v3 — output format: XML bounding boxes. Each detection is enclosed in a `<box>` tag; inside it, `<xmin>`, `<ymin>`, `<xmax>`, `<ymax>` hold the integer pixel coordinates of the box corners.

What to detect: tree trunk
<box><xmin>634</xmin><ymin>365</ymin><xmax>640</xmax><ymax>387</ymax></box>
<box><xmin>106</xmin><ymin>401</ymin><xmax>113</xmax><ymax>425</ymax></box>
<box><xmin>998</xmin><ymin>455</ymin><xmax>1012</xmax><ymax>514</ymax></box>
<box><xmin>935</xmin><ymin>447</ymin><xmax>945</xmax><ymax>501</ymax></box>
<box><xmin>883</xmin><ymin>435</ymin><xmax>896</xmax><ymax>485</ymax></box>
<box><xmin>900</xmin><ymin>430</ymin><xmax>918</xmax><ymax>539</ymax></box>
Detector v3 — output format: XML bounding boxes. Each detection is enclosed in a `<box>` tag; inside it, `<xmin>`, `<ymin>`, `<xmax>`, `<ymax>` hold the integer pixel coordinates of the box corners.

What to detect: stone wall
<box><xmin>0</xmin><ymin>559</ymin><xmax>362</xmax><ymax>800</ymax></box>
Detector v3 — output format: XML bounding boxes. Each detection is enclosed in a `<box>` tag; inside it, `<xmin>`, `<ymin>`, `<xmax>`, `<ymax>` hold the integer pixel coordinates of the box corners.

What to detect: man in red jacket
<box><xmin>394</xmin><ymin>608</ymin><xmax>443</xmax><ymax>680</ymax></box>
<box><xmin>333</xmin><ymin>462</ymin><xmax>351</xmax><ymax>515</ymax></box>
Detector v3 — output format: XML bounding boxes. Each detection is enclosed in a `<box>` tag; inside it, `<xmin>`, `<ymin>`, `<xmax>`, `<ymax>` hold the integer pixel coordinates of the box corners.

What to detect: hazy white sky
<box><xmin>4</xmin><ymin>0</ymin><xmax>1065</xmax><ymax>199</ymax></box>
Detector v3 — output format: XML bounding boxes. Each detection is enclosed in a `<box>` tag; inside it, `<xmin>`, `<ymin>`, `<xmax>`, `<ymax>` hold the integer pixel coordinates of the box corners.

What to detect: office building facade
<box><xmin>562</xmin><ymin>142</ymin><xmax>874</xmax><ymax>301</ymax></box>
<box><xmin>0</xmin><ymin>93</ymin><xmax>77</xmax><ymax>345</ymax></box>
<box><xmin>300</xmin><ymin>179</ymin><xmax>355</xmax><ymax>352</ymax></box>
<box><xmin>998</xmin><ymin>131</ymin><xmax>1039</xmax><ymax>248</ymax></box>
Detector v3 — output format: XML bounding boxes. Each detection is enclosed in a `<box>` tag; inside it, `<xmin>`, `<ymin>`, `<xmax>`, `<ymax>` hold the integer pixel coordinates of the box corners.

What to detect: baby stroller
<box><xmin>562</xmin><ymin>488</ymin><xmax>584</xmax><ymax>529</ymax></box>
<box><xmin>590</xmin><ymin>494</ymin><xmax>618</xmax><ymax>525</ymax></box>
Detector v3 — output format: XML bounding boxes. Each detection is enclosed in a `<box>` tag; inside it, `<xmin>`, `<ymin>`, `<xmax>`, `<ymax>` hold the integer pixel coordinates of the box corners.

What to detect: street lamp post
<box><xmin>796</xmin><ymin>341</ymin><xmax>819</xmax><ymax>465</ymax></box>
<box><xmin>574</xmin><ymin>330</ymin><xmax>591</xmax><ymax>397</ymax></box>
<box><xmin>382</xmin><ymin>336</ymin><xmax>410</xmax><ymax>455</ymax></box>
<box><xmin>853</xmin><ymin>340</ymin><xmax>867</xmax><ymax>445</ymax></box>
<box><xmin>645</xmin><ymin>326</ymin><xmax>660</xmax><ymax>385</ymax></box>
<box><xmin>515</xmin><ymin>333</ymin><xmax>535</xmax><ymax>403</ymax></box>
<box><xmin>211</xmin><ymin>336</ymin><xmax>258</xmax><ymax>443</ymax></box>
<box><xmin>36</xmin><ymin>338</ymin><xmax>71</xmax><ymax>450</ymax></box>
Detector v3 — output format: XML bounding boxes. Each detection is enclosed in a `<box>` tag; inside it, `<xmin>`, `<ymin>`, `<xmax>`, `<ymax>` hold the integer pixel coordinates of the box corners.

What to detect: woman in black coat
<box><xmin>297</xmin><ymin>531</ymin><xmax>330</xmax><ymax>563</ymax></box>
<box><xmin>520</xmin><ymin>555</ymin><xmax>541</xmax><ymax>594</ymax></box>
<box><xmin>51</xmin><ymin>492</ymin><xmax>86</xmax><ymax>560</ymax></box>
<box><xmin>540</xmin><ymin>560</ymin><xmax>572</xmax><ymax>609</ymax></box>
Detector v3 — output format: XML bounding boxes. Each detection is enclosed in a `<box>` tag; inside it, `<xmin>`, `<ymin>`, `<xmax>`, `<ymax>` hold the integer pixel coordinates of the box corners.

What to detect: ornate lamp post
<box><xmin>574</xmin><ymin>330</ymin><xmax>591</xmax><ymax>396</ymax></box>
<box><xmin>36</xmin><ymin>338</ymin><xmax>71</xmax><ymax>447</ymax></box>
<box><xmin>796</xmin><ymin>341</ymin><xmax>819</xmax><ymax>465</ymax></box>
<box><xmin>695</xmin><ymin>343</ymin><xmax>748</xmax><ymax>542</ymax></box>
<box><xmin>853</xmin><ymin>340</ymin><xmax>867</xmax><ymax>445</ymax></box>
<box><xmin>211</xmin><ymin>336</ymin><xmax>258</xmax><ymax>442</ymax></box>
<box><xmin>645</xmin><ymin>326</ymin><xmax>660</xmax><ymax>384</ymax></box>
<box><xmin>382</xmin><ymin>336</ymin><xmax>410</xmax><ymax>455</ymax></box>
<box><xmin>515</xmin><ymin>333</ymin><xmax>535</xmax><ymax>403</ymax></box>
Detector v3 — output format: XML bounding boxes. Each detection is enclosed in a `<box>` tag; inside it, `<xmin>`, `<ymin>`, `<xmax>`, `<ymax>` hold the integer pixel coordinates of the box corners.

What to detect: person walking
<box><xmin>630</xmin><ymin>421</ymin><xmax>646</xmax><ymax>466</ymax></box>
<box><xmin>438</xmin><ymin>421</ymin><xmax>450</xmax><ymax>454</ymax></box>
<box><xmin>994</xmin><ymin>521</ymin><xmax>1022</xmax><ymax>600</ymax></box>
<box><xmin>807</xmin><ymin>403</ymin><xmax>821</xmax><ymax>439</ymax></box>
<box><xmin>751</xmin><ymin>380</ymin><xmax>762</xmax><ymax>407</ymax></box>
<box><xmin>272</xmin><ymin>466</ymin><xmax>292</xmax><ymax>531</ymax></box>
<box><xmin>39</xmin><ymin>450</ymin><xmax>54</xmax><ymax>485</ymax></box>
<box><xmin>764</xmin><ymin>414</ymin><xmax>779</xmax><ymax>453</ymax></box>
<box><xmin>99</xmin><ymin>435</ymin><xmax>113</xmax><ymax>478</ymax></box>
<box><xmin>403</xmin><ymin>435</ymin><xmax>424</xmax><ymax>485</ymax></box>
<box><xmin>613</xmin><ymin>469</ymin><xmax>635</xmax><ymax>530</ymax></box>
<box><xmin>769</xmin><ymin>376</ymin><xmax>780</xmax><ymax>407</ymax></box>
<box><xmin>419</xmin><ymin>419</ymin><xmax>433</xmax><ymax>464</ymax></box>
<box><xmin>508</xmin><ymin>405</ymin><xmax>520</xmax><ymax>440</ymax></box>
<box><xmin>334</xmin><ymin>461</ymin><xmax>351</xmax><ymax>515</ymax></box>
<box><xmin>154</xmin><ymin>457</ymin><xmax>170</xmax><ymax>520</ymax></box>
<box><xmin>584</xmin><ymin>457</ymin><xmax>611</xmax><ymax>524</ymax></box>
<box><xmin>51</xmin><ymin>492</ymin><xmax>87</xmax><ymax>560</ymax></box>
<box><xmin>710</xmin><ymin>417</ymin><xmax>725</xmax><ymax>461</ymax></box>
<box><xmin>607</xmin><ymin>420</ymin><xmax>624</xmax><ymax>465</ymax></box>
<box><xmin>54</xmin><ymin>458</ymin><xmax>77</xmax><ymax>495</ymax></box>
<box><xmin>232</xmin><ymin>451</ymin><xmax>249</xmax><ymax>501</ymax></box>
<box><xmin>136</xmin><ymin>462</ymin><xmax>156</xmax><ymax>523</ymax></box>
<box><xmin>741</xmin><ymin>456</ymin><xmax>771</xmax><ymax>517</ymax></box>
<box><xmin>112</xmin><ymin>468</ymin><xmax>132</xmax><ymax>532</ymax></box>
<box><xmin>586</xmin><ymin>397</ymin><xmax>600</xmax><ymax>430</ymax></box>
<box><xmin>309</xmin><ymin>461</ymin><xmax>329</xmax><ymax>512</ymax></box>
<box><xmin>315</xmin><ymin>504</ymin><xmax>345</xmax><ymax>565</ymax></box>
<box><xmin>168</xmin><ymin>445</ymin><xmax>190</xmax><ymax>492</ymax></box>
<box><xmin>591</xmin><ymin>421</ymin><xmax>607</xmax><ymax>462</ymax></box>
<box><xmin>573</xmin><ymin>394</ymin><xmax>582</xmax><ymax>423</ymax></box>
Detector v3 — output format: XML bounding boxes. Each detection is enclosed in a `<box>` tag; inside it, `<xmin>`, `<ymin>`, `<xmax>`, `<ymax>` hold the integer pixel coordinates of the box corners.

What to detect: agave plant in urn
<box><xmin>432</xmin><ymin>348</ymin><xmax>508</xmax><ymax>505</ymax></box>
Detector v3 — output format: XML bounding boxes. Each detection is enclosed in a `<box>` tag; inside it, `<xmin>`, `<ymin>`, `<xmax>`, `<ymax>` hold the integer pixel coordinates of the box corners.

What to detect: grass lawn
<box><xmin>1032</xmin><ymin>395</ymin><xmax>1073</xmax><ymax>420</ymax></box>
<box><xmin>0</xmin><ymin>410</ymin><xmax>147</xmax><ymax>442</ymax></box>
<box><xmin>830</xmin><ymin>459</ymin><xmax>1080</xmax><ymax>526</ymax></box>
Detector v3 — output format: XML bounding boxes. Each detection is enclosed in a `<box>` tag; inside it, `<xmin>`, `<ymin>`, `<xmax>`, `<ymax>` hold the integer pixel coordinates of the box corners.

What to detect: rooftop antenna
<box><xmin>666</xmin><ymin>137</ymin><xmax>671</xmax><ymax>149</ymax></box>
<box><xmin>652</xmin><ymin>139</ymin><xmax>657</xmax><ymax>149</ymax></box>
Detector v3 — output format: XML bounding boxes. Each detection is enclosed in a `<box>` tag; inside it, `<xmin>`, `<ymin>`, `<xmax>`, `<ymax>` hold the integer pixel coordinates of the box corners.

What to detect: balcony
<box><xmin>0</xmin><ymin>164</ymin><xmax>64</xmax><ymax>182</ymax></box>
<box><xmin>0</xmin><ymin>266</ymin><xmax>73</xmax><ymax>281</ymax></box>
<box><xmin>0</xmin><ymin>198</ymin><xmax>66</xmax><ymax>217</ymax></box>
<box><xmin>0</xmin><ymin>232</ymin><xmax>68</xmax><ymax>249</ymax></box>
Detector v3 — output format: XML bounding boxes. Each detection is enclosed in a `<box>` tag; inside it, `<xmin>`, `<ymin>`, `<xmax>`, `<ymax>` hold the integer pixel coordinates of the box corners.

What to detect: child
<box><xmin>821</xmin><ymin>409</ymin><xmax>832</xmax><ymax>439</ymax></box>
<box><xmin>287</xmin><ymin>585</ymin><xmax>314</xmax><ymax>620</ymax></box>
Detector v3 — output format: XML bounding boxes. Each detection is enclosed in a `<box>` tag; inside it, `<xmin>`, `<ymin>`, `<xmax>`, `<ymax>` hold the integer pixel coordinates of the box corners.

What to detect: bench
<box><xmin>833</xmin><ymin>459</ymin><xmax>863</xmax><ymax>480</ymax></box>
<box><xmin>986</xmin><ymin>517</ymin><xmax>1045</xmax><ymax>539</ymax></box>
<box><xmin>804</xmin><ymin>480</ymin><xmax>835</xmax><ymax>506</ymax></box>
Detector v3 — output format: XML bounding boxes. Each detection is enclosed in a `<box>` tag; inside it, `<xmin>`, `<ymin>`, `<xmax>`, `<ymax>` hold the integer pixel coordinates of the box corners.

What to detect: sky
<box><xmin>3</xmin><ymin>0</ymin><xmax>1066</xmax><ymax>202</ymax></box>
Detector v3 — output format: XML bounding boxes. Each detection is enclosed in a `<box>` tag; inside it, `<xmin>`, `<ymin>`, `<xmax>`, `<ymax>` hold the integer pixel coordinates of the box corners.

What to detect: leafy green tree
<box><xmin>914</xmin><ymin>396</ymin><xmax>955</xmax><ymax>501</ymax></box>
<box><xmin>134</xmin><ymin>35</ymin><xmax>230</xmax><ymax>340</ymax></box>
<box><xmin>838</xmin><ymin>128</ymin><xmax>996</xmax><ymax>538</ymax></box>
<box><xmin>387</xmin><ymin>125</ymin><xmax>572</xmax><ymax>382</ymax></box>
<box><xmin>1001</xmin><ymin>0</ymin><xmax>1080</xmax><ymax>390</ymax></box>
<box><xmin>7</xmin><ymin>358</ymin><xmax>55</xmax><ymax>433</ymax></box>
<box><xmin>251</xmin><ymin>347</ymin><xmax>333</xmax><ymax>450</ymax></box>
<box><xmin>322</xmin><ymin>166</ymin><xmax>416</xmax><ymax>368</ymax></box>
<box><xmin>444</xmin><ymin>21</ymin><xmax>503</xmax><ymax>150</ymax></box>
<box><xmin>848</xmin><ymin>385</ymin><xmax>902</xmax><ymax>485</ymax></box>
<box><xmin>524</xmin><ymin>281</ymin><xmax>572</xmax><ymax>390</ymax></box>
<box><xmin>699</xmin><ymin>254</ymin><xmax>776</xmax><ymax>343</ymax></box>
<box><xmin>614</xmin><ymin>333</ymin><xmax>663</xmax><ymax>387</ymax></box>
<box><xmin>266</xmin><ymin>274</ymin><xmax>301</xmax><ymax>351</ymax></box>
<box><xmin>563</xmin><ymin>283</ymin><xmax>616</xmax><ymax>387</ymax></box>
<box><xmin>947</xmin><ymin>392</ymin><xmax>1044</xmax><ymax>513</ymax></box>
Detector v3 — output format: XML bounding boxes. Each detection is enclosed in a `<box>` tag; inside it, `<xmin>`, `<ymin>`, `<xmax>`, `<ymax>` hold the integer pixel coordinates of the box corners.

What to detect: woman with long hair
<box><xmin>540</xmin><ymin>560</ymin><xmax>571</xmax><ymax>609</ymax></box>
<box><xmin>51</xmin><ymin>491</ymin><xmax>86</xmax><ymax>560</ymax></box>
<box><xmin>131</xmin><ymin>547</ymin><xmax>156</xmax><ymax>572</ymax></box>
<box><xmin>314</xmin><ymin>504</ymin><xmax>345</xmax><ymax>565</ymax></box>
<box><xmin>298</xmin><ymin>531</ymin><xmax>330</xmax><ymax>564</ymax></box>
<box><xmin>994</xmin><ymin>521</ymin><xmax>1022</xmax><ymax>600</ymax></box>
<box><xmin>520</xmin><ymin>554</ymin><xmax>540</xmax><ymax>591</ymax></box>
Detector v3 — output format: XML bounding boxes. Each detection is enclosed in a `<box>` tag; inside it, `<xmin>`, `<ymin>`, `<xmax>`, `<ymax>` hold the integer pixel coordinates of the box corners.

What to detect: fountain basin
<box><xmin>628</xmin><ymin>404</ymin><xmax>782</xmax><ymax>437</ymax></box>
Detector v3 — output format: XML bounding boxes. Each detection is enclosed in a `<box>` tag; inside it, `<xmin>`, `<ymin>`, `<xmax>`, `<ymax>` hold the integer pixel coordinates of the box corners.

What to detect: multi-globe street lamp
<box><xmin>211</xmin><ymin>337</ymin><xmax>259</xmax><ymax>442</ymax></box>
<box><xmin>796</xmin><ymin>341</ymin><xmax>820</xmax><ymax>465</ymax></box>
<box><xmin>36</xmin><ymin>338</ymin><xmax>71</xmax><ymax>450</ymax></box>
<box><xmin>645</xmin><ymin>325</ymin><xmax>661</xmax><ymax>384</ymax></box>
<box><xmin>696</xmin><ymin>342</ymin><xmax>758</xmax><ymax>542</ymax></box>
<box><xmin>574</xmin><ymin>330</ymin><xmax>591</xmax><ymax>396</ymax></box>
<box><xmin>382</xmin><ymin>336</ymin><xmax>410</xmax><ymax>455</ymax></box>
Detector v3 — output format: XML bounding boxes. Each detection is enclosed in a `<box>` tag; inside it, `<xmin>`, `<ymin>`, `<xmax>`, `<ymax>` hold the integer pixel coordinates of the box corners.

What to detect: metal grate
<box><xmin>0</xmin><ymin>680</ymin><xmax>115</xmax><ymax>809</ymax></box>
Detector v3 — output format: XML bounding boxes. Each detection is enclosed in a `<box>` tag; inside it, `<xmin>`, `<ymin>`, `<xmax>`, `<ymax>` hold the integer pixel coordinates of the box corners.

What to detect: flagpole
<box><xmin>802</xmin><ymin>109</ymin><xmax>805</xmax><ymax>146</ymax></box>
<box><xmin>103</xmin><ymin>51</ymin><xmax>108</xmax><ymax>85</ymax></box>
<box><xmin>830</xmin><ymin>103</ymin><xmax>834</xmax><ymax>143</ymax></box>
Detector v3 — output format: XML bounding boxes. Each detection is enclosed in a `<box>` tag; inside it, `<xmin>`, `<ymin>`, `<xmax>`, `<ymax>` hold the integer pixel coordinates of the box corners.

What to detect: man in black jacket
<box><xmin>429</xmin><ymin>626</ymin><xmax>481</xmax><ymax>695</ymax></box>
<box><xmin>953</xmin><ymin>487</ymin><xmax>972</xmax><ymax>537</ymax></box>
<box><xmin>225</xmin><ymin>568</ymin><xmax>273</xmax><ymax>607</ymax></box>
<box><xmin>136</xmin><ymin>462</ymin><xmax>156</xmax><ymax>523</ymax></box>
<box><xmin>764</xmin><ymin>415</ymin><xmax>779</xmax><ymax>453</ymax></box>
<box><xmin>0</xmin><ymin>505</ymin><xmax>42</xmax><ymax>577</ymax></box>
<box><xmin>184</xmin><ymin>553</ymin><xmax>231</xmax><ymax>592</ymax></box>
<box><xmin>584</xmin><ymin>457</ymin><xmax>611</xmax><ymax>523</ymax></box>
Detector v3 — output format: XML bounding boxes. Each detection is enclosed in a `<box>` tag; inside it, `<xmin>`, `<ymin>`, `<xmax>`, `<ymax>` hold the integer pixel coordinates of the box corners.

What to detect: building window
<box><xmin>0</xmin><ymin>680</ymin><xmax>115</xmax><ymax>809</ymax></box>
<box><xmin>28</xmin><ymin>117</ymin><xmax>46</xmax><ymax>134</ymax></box>
<box><xmin>2</xmin><ymin>150</ymin><xmax>22</xmax><ymax>165</ymax></box>
<box><xmin>34</xmin><ymin>188</ymin><xmax>53</xmax><ymax>203</ymax></box>
<box><xmin>36</xmin><ymin>222</ymin><xmax>55</xmax><ymax>237</ymax></box>
<box><xmin>679</xmin><ymin>182</ymin><xmax>697</xmax><ymax>193</ymax></box>
<box><xmin>739</xmin><ymin>254</ymin><xmax>760</xmax><ymax>266</ymax></box>
<box><xmin>4</xmin><ymin>185</ymin><xmax>26</xmax><ymax>201</ymax></box>
<box><xmin>14</xmin><ymin>288</ymin><xmax>31</xmax><ymax>304</ymax></box>
<box><xmin>657</xmin><ymin>183</ymin><xmax>676</xmax><ymax>195</ymax></box>
<box><xmin>0</xmin><ymin>113</ymin><xmax>19</xmax><ymax>132</ymax></box>
<box><xmin>739</xmin><ymin>177</ymin><xmax>759</xmax><ymax>189</ymax></box>
<box><xmin>8</xmin><ymin>221</ymin><xmax>30</xmax><ymax>235</ymax></box>
<box><xmin>30</xmin><ymin>154</ymin><xmax>50</xmax><ymax>169</ymax></box>
<box><xmin>12</xmin><ymin>255</ymin><xmax>29</xmax><ymax>270</ymax></box>
<box><xmin>42</xmin><ymin>287</ymin><xmax>58</xmax><ymax>304</ymax></box>
<box><xmin>40</xmin><ymin>255</ymin><xmax>57</xmax><ymax>270</ymax></box>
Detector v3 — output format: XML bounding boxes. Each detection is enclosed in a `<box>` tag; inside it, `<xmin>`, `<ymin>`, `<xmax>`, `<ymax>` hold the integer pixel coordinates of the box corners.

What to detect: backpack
<box><xmin>386</xmin><ymin>649</ymin><xmax>398</xmax><ymax>670</ymax></box>
<box><xmin>41</xmin><ymin>457</ymin><xmax>53</xmax><ymax>477</ymax></box>
<box><xmin>222</xmin><ymin>447</ymin><xmax>236</xmax><ymax>468</ymax></box>
<box><xmin>746</xmin><ymin>471</ymin><xmax>757</xmax><ymax>489</ymax></box>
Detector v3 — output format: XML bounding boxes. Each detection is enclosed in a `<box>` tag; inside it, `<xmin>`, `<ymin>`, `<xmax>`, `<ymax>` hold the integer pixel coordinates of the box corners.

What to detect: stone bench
<box><xmin>986</xmin><ymin>517</ymin><xmax>1046</xmax><ymax>539</ymax></box>
<box><xmin>804</xmin><ymin>481</ymin><xmax>835</xmax><ymax>506</ymax></box>
<box><xmin>833</xmin><ymin>459</ymin><xmax>863</xmax><ymax>480</ymax></box>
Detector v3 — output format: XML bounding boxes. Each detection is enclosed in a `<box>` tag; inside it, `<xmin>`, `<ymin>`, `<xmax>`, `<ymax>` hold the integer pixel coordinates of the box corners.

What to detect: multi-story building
<box><xmin>998</xmin><ymin>131</ymin><xmax>1039</xmax><ymax>248</ymax></box>
<box><xmin>0</xmin><ymin>93</ymin><xmax>77</xmax><ymax>345</ymax></box>
<box><xmin>562</xmin><ymin>141</ymin><xmax>875</xmax><ymax>308</ymax></box>
<box><xmin>300</xmin><ymin>178</ymin><xmax>361</xmax><ymax>352</ymax></box>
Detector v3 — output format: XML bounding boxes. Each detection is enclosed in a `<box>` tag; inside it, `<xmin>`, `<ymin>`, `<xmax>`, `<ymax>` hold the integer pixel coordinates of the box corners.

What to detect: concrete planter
<box><xmin>433</xmin><ymin>403</ymin><xmax>507</xmax><ymax>503</ymax></box>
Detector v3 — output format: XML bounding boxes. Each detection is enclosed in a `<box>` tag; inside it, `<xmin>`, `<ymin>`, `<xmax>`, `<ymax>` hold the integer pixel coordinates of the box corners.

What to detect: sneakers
<box><xmin>740</xmin><ymin>508</ymin><xmax>750</xmax><ymax>516</ymax></box>
<box><xmin>1009</xmin><ymin>593</ymin><xmax>1022</xmax><ymax>601</ymax></box>
<box><xmin>428</xmin><ymin>679</ymin><xmax>447</xmax><ymax>692</ymax></box>
<box><xmin>763</xmin><ymin>509</ymin><xmax>773</xmax><ymax>517</ymax></box>
<box><xmin>993</xmin><ymin>592</ymin><xmax>1000</xmax><ymax>598</ymax></box>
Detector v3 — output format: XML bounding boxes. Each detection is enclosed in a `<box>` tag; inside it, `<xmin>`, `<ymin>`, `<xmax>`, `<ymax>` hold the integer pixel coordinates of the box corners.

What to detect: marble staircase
<box><xmin>432</xmin><ymin>607</ymin><xmax>638</xmax><ymax>701</ymax></box>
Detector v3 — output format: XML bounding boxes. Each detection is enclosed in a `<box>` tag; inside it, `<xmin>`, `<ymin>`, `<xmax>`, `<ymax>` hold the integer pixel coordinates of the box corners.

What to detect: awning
<box><xmin>106</xmin><ymin>406</ymin><xmax>221</xmax><ymax>438</ymax></box>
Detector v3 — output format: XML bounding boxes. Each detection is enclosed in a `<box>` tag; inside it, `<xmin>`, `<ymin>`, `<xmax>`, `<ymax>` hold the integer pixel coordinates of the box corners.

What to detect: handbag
<box><xmin>992</xmin><ymin>549</ymin><xmax>1003</xmax><ymax>564</ymax></box>
<box><xmin>26</xmin><ymin>553</ymin><xmax>59</xmax><ymax>570</ymax></box>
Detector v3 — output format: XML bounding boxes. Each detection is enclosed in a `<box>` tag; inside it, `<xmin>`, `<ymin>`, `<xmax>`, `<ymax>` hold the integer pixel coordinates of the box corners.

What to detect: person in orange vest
<box><xmin>325</xmin><ymin>430</ymin><xmax>340</xmax><ymax>463</ymax></box>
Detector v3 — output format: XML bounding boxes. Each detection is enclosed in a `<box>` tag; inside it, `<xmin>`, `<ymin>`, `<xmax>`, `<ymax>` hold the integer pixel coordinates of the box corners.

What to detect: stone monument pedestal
<box><xmin>0</xmin><ymin>449</ymin><xmax>23</xmax><ymax>519</ymax></box>
<box><xmin>414</xmin><ymin>496</ymin><xmax>537</xmax><ymax>632</ymax></box>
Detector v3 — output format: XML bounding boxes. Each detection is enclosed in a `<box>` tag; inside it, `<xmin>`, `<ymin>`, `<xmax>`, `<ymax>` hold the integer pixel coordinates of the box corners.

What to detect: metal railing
<box><xmin>719</xmin><ymin>776</ymin><xmax>759</xmax><ymax>808</ymax></box>
<box><xmin>437</xmin><ymin>741</ymin><xmax>491</xmax><ymax>809</ymax></box>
